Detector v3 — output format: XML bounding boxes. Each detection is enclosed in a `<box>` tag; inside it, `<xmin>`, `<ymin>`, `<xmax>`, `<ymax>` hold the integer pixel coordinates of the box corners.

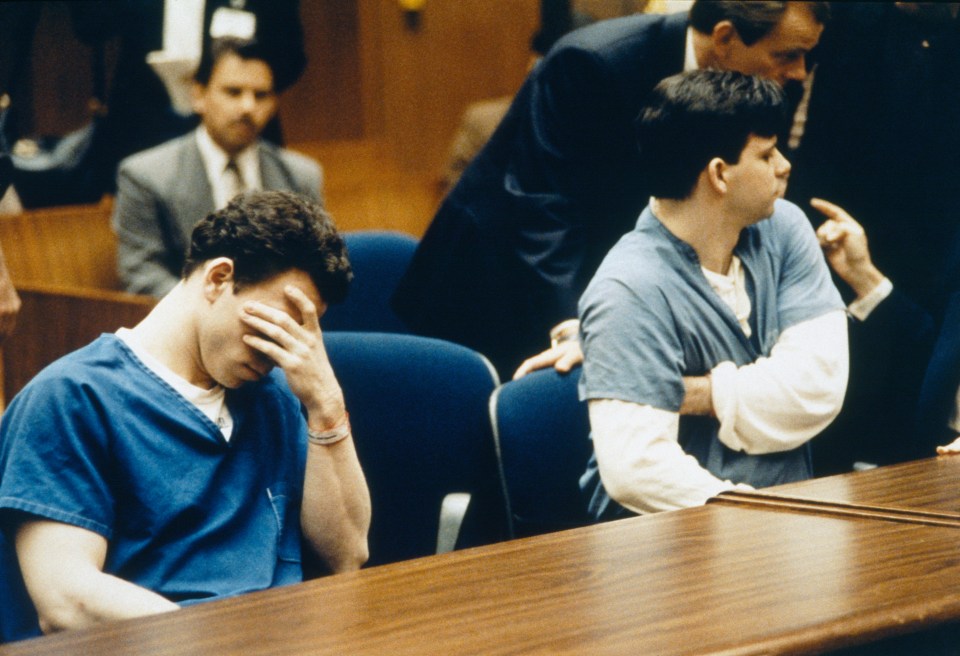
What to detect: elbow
<box><xmin>807</xmin><ymin>364</ymin><xmax>848</xmax><ymax>432</ymax></box>
<box><xmin>327</xmin><ymin>537</ymin><xmax>369</xmax><ymax>574</ymax></box>
<box><xmin>303</xmin><ymin>518</ymin><xmax>370</xmax><ymax>573</ymax></box>
<box><xmin>596</xmin><ymin>456</ymin><xmax>647</xmax><ymax>512</ymax></box>
<box><xmin>35</xmin><ymin>593</ymin><xmax>93</xmax><ymax>634</ymax></box>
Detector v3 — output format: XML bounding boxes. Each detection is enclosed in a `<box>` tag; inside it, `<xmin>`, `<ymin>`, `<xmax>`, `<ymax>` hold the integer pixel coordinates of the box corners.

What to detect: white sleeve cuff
<box><xmin>847</xmin><ymin>277</ymin><xmax>893</xmax><ymax>321</ymax></box>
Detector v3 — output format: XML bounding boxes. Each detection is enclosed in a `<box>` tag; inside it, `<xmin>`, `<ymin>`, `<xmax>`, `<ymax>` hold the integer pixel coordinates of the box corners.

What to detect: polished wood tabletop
<box><xmin>4</xmin><ymin>502</ymin><xmax>960</xmax><ymax>656</ymax></box>
<box><xmin>713</xmin><ymin>456</ymin><xmax>960</xmax><ymax>527</ymax></box>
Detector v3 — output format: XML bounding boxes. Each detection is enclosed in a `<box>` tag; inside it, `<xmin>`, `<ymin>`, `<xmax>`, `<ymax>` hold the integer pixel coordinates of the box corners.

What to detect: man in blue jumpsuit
<box><xmin>578</xmin><ymin>71</ymin><xmax>847</xmax><ymax>518</ymax></box>
<box><xmin>0</xmin><ymin>191</ymin><xmax>371</xmax><ymax>635</ymax></box>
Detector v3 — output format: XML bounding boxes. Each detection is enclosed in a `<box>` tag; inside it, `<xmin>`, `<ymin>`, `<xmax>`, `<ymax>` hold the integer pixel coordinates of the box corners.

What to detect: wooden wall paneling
<box><xmin>278</xmin><ymin>0</ymin><xmax>365</xmax><ymax>143</ymax></box>
<box><xmin>293</xmin><ymin>139</ymin><xmax>441</xmax><ymax>237</ymax></box>
<box><xmin>357</xmin><ymin>0</ymin><xmax>387</xmax><ymax>140</ymax></box>
<box><xmin>372</xmin><ymin>0</ymin><xmax>540</xmax><ymax>173</ymax></box>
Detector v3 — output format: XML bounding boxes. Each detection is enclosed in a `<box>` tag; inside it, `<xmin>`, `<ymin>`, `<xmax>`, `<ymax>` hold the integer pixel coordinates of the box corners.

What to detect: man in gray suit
<box><xmin>113</xmin><ymin>37</ymin><xmax>323</xmax><ymax>297</ymax></box>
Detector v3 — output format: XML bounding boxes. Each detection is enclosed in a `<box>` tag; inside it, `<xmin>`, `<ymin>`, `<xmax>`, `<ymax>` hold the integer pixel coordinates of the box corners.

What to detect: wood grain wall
<box><xmin>282</xmin><ymin>0</ymin><xmax>539</xmax><ymax>173</ymax></box>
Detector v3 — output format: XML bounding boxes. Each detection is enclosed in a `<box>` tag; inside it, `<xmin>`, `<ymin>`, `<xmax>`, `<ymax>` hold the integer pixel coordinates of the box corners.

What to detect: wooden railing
<box><xmin>0</xmin><ymin>200</ymin><xmax>157</xmax><ymax>406</ymax></box>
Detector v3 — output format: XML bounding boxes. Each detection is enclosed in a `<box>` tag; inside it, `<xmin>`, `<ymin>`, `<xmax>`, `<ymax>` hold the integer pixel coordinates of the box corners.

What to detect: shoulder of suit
<box><xmin>118</xmin><ymin>133</ymin><xmax>196</xmax><ymax>175</ymax></box>
<box><xmin>551</xmin><ymin>11</ymin><xmax>681</xmax><ymax>55</ymax></box>
<box><xmin>262</xmin><ymin>142</ymin><xmax>321</xmax><ymax>176</ymax></box>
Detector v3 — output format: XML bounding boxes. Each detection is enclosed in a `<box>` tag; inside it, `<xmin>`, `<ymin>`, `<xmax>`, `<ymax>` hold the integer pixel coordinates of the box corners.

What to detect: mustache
<box><xmin>230</xmin><ymin>116</ymin><xmax>257</xmax><ymax>130</ymax></box>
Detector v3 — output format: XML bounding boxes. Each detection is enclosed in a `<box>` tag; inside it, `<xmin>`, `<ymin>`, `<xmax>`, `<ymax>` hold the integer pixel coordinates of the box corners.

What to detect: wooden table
<box><xmin>713</xmin><ymin>457</ymin><xmax>960</xmax><ymax>527</ymax></box>
<box><xmin>4</xmin><ymin>501</ymin><xmax>960</xmax><ymax>656</ymax></box>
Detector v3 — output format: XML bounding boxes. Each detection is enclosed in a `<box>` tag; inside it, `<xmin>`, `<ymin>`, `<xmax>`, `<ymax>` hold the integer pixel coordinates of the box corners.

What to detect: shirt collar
<box><xmin>196</xmin><ymin>125</ymin><xmax>229</xmax><ymax>178</ymax></box>
<box><xmin>684</xmin><ymin>27</ymin><xmax>699</xmax><ymax>72</ymax></box>
<box><xmin>195</xmin><ymin>126</ymin><xmax>261</xmax><ymax>207</ymax></box>
<box><xmin>196</xmin><ymin>126</ymin><xmax>259</xmax><ymax>175</ymax></box>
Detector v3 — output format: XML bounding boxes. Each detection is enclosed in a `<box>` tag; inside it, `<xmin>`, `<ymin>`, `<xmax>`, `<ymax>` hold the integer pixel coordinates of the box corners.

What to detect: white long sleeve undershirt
<box><xmin>589</xmin><ymin>258</ymin><xmax>848</xmax><ymax>514</ymax></box>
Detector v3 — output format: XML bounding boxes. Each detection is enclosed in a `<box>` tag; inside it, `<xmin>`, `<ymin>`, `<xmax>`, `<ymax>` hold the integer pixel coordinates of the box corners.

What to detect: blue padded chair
<box><xmin>323</xmin><ymin>332</ymin><xmax>508</xmax><ymax>567</ymax></box>
<box><xmin>321</xmin><ymin>231</ymin><xmax>418</xmax><ymax>333</ymax></box>
<box><xmin>490</xmin><ymin>367</ymin><xmax>593</xmax><ymax>538</ymax></box>
<box><xmin>0</xmin><ymin>529</ymin><xmax>40</xmax><ymax>643</ymax></box>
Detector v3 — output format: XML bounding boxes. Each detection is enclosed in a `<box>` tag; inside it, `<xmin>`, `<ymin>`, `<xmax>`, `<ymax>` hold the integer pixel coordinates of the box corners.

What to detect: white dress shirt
<box><xmin>195</xmin><ymin>126</ymin><xmax>263</xmax><ymax>209</ymax></box>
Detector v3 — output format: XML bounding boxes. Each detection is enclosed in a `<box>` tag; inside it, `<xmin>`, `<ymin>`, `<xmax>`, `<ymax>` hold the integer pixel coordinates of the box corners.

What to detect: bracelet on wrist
<box><xmin>307</xmin><ymin>413</ymin><xmax>351</xmax><ymax>447</ymax></box>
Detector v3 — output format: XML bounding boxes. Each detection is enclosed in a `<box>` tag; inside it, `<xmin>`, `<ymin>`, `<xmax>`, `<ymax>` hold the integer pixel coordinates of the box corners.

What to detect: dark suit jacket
<box><xmin>112</xmin><ymin>132</ymin><xmax>322</xmax><ymax>297</ymax></box>
<box><xmin>786</xmin><ymin>2</ymin><xmax>960</xmax><ymax>471</ymax></box>
<box><xmin>393</xmin><ymin>12</ymin><xmax>688</xmax><ymax>377</ymax></box>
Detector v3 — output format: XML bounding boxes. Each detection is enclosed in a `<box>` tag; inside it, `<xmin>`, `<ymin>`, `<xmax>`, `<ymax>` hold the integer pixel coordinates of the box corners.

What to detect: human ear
<box><xmin>706</xmin><ymin>157</ymin><xmax>728</xmax><ymax>194</ymax></box>
<box><xmin>202</xmin><ymin>257</ymin><xmax>235</xmax><ymax>302</ymax></box>
<box><xmin>711</xmin><ymin>21</ymin><xmax>741</xmax><ymax>59</ymax></box>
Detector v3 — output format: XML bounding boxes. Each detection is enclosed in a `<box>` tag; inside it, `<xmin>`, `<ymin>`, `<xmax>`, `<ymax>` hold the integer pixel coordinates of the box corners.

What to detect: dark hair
<box><xmin>182</xmin><ymin>191</ymin><xmax>352</xmax><ymax>304</ymax></box>
<box><xmin>635</xmin><ymin>70</ymin><xmax>787</xmax><ymax>200</ymax></box>
<box><xmin>194</xmin><ymin>37</ymin><xmax>273</xmax><ymax>87</ymax></box>
<box><xmin>689</xmin><ymin>1</ymin><xmax>830</xmax><ymax>45</ymax></box>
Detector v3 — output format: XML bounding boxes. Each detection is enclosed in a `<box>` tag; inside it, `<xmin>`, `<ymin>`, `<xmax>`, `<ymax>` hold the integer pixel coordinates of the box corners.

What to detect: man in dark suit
<box><xmin>785</xmin><ymin>2</ymin><xmax>960</xmax><ymax>472</ymax></box>
<box><xmin>112</xmin><ymin>37</ymin><xmax>322</xmax><ymax>297</ymax></box>
<box><xmin>392</xmin><ymin>1</ymin><xmax>828</xmax><ymax>379</ymax></box>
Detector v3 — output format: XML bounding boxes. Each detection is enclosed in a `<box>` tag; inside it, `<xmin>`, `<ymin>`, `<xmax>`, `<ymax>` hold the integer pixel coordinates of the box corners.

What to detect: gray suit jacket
<box><xmin>113</xmin><ymin>131</ymin><xmax>323</xmax><ymax>296</ymax></box>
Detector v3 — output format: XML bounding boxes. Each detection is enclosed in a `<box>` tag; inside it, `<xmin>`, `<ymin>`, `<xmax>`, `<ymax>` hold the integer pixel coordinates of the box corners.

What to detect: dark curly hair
<box><xmin>182</xmin><ymin>190</ymin><xmax>352</xmax><ymax>304</ymax></box>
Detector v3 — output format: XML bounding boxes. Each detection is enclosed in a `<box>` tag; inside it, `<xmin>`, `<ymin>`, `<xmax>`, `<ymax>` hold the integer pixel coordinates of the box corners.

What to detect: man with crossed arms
<box><xmin>578</xmin><ymin>70</ymin><xmax>847</xmax><ymax>517</ymax></box>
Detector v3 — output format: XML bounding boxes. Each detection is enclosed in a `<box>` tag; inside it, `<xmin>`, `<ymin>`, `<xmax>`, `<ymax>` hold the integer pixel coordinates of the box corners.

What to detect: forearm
<box><xmin>302</xmin><ymin>401</ymin><xmax>370</xmax><ymax>573</ymax></box>
<box><xmin>841</xmin><ymin>261</ymin><xmax>886</xmax><ymax>300</ymax></box>
<box><xmin>300</xmin><ymin>433</ymin><xmax>371</xmax><ymax>573</ymax></box>
<box><xmin>711</xmin><ymin>311</ymin><xmax>849</xmax><ymax>454</ymax></box>
<box><xmin>589</xmin><ymin>399</ymin><xmax>742</xmax><ymax>514</ymax></box>
<box><xmin>16</xmin><ymin>521</ymin><xmax>178</xmax><ymax>634</ymax></box>
<box><xmin>679</xmin><ymin>376</ymin><xmax>713</xmax><ymax>416</ymax></box>
<box><xmin>35</xmin><ymin>569</ymin><xmax>178</xmax><ymax>633</ymax></box>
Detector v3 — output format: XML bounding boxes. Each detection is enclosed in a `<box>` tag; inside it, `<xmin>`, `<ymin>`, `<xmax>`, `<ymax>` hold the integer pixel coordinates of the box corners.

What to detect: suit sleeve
<box><xmin>508</xmin><ymin>47</ymin><xmax>624</xmax><ymax>320</ymax></box>
<box><xmin>112</xmin><ymin>163</ymin><xmax>181</xmax><ymax>297</ymax></box>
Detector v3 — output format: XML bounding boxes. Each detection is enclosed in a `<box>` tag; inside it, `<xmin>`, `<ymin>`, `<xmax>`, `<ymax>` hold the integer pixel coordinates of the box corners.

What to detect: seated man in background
<box><xmin>579</xmin><ymin>70</ymin><xmax>847</xmax><ymax>519</ymax></box>
<box><xmin>113</xmin><ymin>36</ymin><xmax>323</xmax><ymax>297</ymax></box>
<box><xmin>0</xmin><ymin>191</ymin><xmax>370</xmax><ymax>633</ymax></box>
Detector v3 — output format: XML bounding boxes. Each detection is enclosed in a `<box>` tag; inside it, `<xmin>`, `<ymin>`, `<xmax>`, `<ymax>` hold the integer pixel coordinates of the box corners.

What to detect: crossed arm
<box><xmin>591</xmin><ymin>310</ymin><xmax>849</xmax><ymax>514</ymax></box>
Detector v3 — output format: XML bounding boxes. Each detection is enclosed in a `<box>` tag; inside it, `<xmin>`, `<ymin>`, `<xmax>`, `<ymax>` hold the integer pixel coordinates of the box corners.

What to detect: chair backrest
<box><xmin>323</xmin><ymin>332</ymin><xmax>507</xmax><ymax>567</ymax></box>
<box><xmin>321</xmin><ymin>231</ymin><xmax>417</xmax><ymax>334</ymax></box>
<box><xmin>0</xmin><ymin>529</ymin><xmax>40</xmax><ymax>644</ymax></box>
<box><xmin>490</xmin><ymin>367</ymin><xmax>593</xmax><ymax>538</ymax></box>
